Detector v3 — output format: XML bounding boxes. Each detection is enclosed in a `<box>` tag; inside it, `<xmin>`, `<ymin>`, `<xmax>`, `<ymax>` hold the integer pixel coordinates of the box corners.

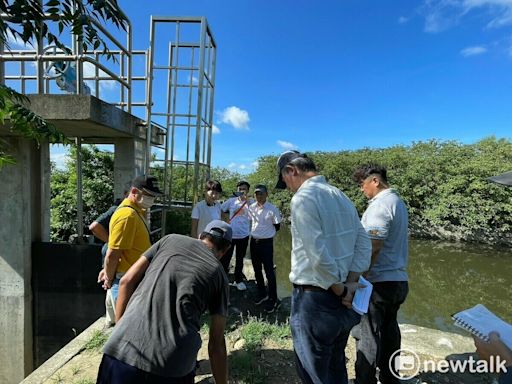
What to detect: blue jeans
<box><xmin>110</xmin><ymin>278</ymin><xmax>121</xmax><ymax>303</ymax></box>
<box><xmin>250</xmin><ymin>237</ymin><xmax>277</xmax><ymax>300</ymax></box>
<box><xmin>354</xmin><ymin>281</ymin><xmax>409</xmax><ymax>384</ymax></box>
<box><xmin>96</xmin><ymin>354</ymin><xmax>195</xmax><ymax>384</ymax></box>
<box><xmin>291</xmin><ymin>287</ymin><xmax>361</xmax><ymax>384</ymax></box>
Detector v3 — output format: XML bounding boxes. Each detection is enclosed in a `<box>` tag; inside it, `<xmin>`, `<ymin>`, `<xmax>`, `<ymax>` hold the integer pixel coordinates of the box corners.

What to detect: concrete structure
<box><xmin>0</xmin><ymin>95</ymin><xmax>163</xmax><ymax>383</ymax></box>
<box><xmin>1</xmin><ymin>15</ymin><xmax>217</xmax><ymax>382</ymax></box>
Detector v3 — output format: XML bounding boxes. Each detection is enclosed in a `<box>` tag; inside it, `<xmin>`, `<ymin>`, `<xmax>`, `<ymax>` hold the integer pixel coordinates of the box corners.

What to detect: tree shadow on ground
<box><xmin>227</xmin><ymin>278</ymin><xmax>291</xmax><ymax>327</ymax></box>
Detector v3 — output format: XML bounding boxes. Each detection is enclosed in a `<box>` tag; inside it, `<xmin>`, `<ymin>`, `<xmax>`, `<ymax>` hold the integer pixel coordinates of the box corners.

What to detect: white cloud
<box><xmin>460</xmin><ymin>45</ymin><xmax>488</xmax><ymax>56</ymax></box>
<box><xmin>422</xmin><ymin>0</ymin><xmax>462</xmax><ymax>33</ymax></box>
<box><xmin>212</xmin><ymin>124</ymin><xmax>220</xmax><ymax>134</ymax></box>
<box><xmin>5</xmin><ymin>30</ymin><xmax>32</xmax><ymax>49</ymax></box>
<box><xmin>82</xmin><ymin>62</ymin><xmax>117</xmax><ymax>93</ymax></box>
<box><xmin>398</xmin><ymin>16</ymin><xmax>410</xmax><ymax>23</ymax></box>
<box><xmin>422</xmin><ymin>0</ymin><xmax>512</xmax><ymax>33</ymax></box>
<box><xmin>277</xmin><ymin>140</ymin><xmax>298</xmax><ymax>150</ymax></box>
<box><xmin>51</xmin><ymin>152</ymin><xmax>70</xmax><ymax>170</ymax></box>
<box><xmin>219</xmin><ymin>106</ymin><xmax>250</xmax><ymax>130</ymax></box>
<box><xmin>227</xmin><ymin>162</ymin><xmax>257</xmax><ymax>173</ymax></box>
<box><xmin>189</xmin><ymin>74</ymin><xmax>199</xmax><ymax>84</ymax></box>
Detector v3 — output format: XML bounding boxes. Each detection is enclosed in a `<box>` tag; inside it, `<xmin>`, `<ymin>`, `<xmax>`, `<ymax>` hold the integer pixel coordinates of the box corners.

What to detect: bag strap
<box><xmin>230</xmin><ymin>200</ymin><xmax>248</xmax><ymax>222</ymax></box>
<box><xmin>117</xmin><ymin>205</ymin><xmax>151</xmax><ymax>240</ymax></box>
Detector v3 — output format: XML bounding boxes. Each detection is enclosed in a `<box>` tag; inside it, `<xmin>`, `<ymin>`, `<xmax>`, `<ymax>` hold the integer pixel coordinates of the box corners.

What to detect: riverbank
<box><xmin>25</xmin><ymin>280</ymin><xmax>499</xmax><ymax>384</ymax></box>
<box><xmin>21</xmin><ymin>259</ymin><xmax>505</xmax><ymax>384</ymax></box>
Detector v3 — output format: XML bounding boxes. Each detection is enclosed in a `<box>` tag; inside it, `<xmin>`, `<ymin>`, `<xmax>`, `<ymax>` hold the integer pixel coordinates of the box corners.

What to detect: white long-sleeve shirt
<box><xmin>289</xmin><ymin>175</ymin><xmax>371</xmax><ymax>289</ymax></box>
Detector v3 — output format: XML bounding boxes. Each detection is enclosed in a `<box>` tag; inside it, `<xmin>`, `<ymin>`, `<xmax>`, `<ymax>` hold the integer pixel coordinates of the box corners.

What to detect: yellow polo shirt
<box><xmin>108</xmin><ymin>198</ymin><xmax>151</xmax><ymax>273</ymax></box>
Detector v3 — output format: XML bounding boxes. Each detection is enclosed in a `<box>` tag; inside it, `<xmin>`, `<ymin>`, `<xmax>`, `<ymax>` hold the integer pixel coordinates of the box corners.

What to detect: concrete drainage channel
<box><xmin>21</xmin><ymin>318</ymin><xmax>108</xmax><ymax>384</ymax></box>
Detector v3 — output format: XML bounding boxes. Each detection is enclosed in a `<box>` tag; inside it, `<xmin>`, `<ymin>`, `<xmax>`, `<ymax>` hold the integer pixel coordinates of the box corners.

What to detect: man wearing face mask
<box><xmin>97</xmin><ymin>175</ymin><xmax>163</xmax><ymax>317</ymax></box>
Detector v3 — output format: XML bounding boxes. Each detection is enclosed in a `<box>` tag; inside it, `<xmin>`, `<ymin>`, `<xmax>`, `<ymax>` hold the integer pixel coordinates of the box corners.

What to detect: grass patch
<box><xmin>229</xmin><ymin>352</ymin><xmax>266</xmax><ymax>384</ymax></box>
<box><xmin>73</xmin><ymin>379</ymin><xmax>95</xmax><ymax>384</ymax></box>
<box><xmin>71</xmin><ymin>365</ymin><xmax>81</xmax><ymax>375</ymax></box>
<box><xmin>84</xmin><ymin>330</ymin><xmax>108</xmax><ymax>351</ymax></box>
<box><xmin>229</xmin><ymin>317</ymin><xmax>291</xmax><ymax>383</ymax></box>
<box><xmin>240</xmin><ymin>317</ymin><xmax>291</xmax><ymax>351</ymax></box>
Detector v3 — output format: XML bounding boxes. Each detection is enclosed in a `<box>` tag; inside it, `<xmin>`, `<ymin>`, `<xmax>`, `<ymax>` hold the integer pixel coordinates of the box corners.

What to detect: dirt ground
<box><xmin>44</xmin><ymin>279</ymin><xmax>500</xmax><ymax>384</ymax></box>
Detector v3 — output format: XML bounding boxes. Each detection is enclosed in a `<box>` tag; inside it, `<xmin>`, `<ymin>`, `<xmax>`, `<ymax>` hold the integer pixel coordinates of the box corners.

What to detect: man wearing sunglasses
<box><xmin>97</xmin><ymin>175</ymin><xmax>163</xmax><ymax>322</ymax></box>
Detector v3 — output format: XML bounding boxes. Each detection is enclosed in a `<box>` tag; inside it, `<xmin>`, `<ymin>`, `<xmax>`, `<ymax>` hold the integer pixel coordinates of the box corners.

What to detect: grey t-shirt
<box><xmin>361</xmin><ymin>188</ymin><xmax>409</xmax><ymax>282</ymax></box>
<box><xmin>103</xmin><ymin>234</ymin><xmax>229</xmax><ymax>377</ymax></box>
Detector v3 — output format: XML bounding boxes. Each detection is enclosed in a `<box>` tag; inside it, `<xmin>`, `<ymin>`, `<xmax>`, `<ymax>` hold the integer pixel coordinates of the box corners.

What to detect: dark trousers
<box><xmin>250</xmin><ymin>237</ymin><xmax>277</xmax><ymax>300</ymax></box>
<box><xmin>220</xmin><ymin>236</ymin><xmax>249</xmax><ymax>282</ymax></box>
<box><xmin>354</xmin><ymin>281</ymin><xmax>409</xmax><ymax>384</ymax></box>
<box><xmin>291</xmin><ymin>287</ymin><xmax>361</xmax><ymax>384</ymax></box>
<box><xmin>96</xmin><ymin>354</ymin><xmax>195</xmax><ymax>384</ymax></box>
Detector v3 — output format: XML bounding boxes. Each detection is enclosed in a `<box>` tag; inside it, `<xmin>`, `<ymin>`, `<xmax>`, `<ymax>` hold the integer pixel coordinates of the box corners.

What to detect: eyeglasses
<box><xmin>358</xmin><ymin>175</ymin><xmax>376</xmax><ymax>187</ymax></box>
<box><xmin>138</xmin><ymin>188</ymin><xmax>156</xmax><ymax>197</ymax></box>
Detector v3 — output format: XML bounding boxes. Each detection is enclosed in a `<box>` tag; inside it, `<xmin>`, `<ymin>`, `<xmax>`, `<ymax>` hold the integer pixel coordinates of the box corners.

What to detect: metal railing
<box><xmin>0</xmin><ymin>12</ymin><xmax>133</xmax><ymax>112</ymax></box>
<box><xmin>1</xmin><ymin>11</ymin><xmax>218</xmax><ymax>240</ymax></box>
<box><xmin>146</xmin><ymin>17</ymin><xmax>217</xmax><ymax>235</ymax></box>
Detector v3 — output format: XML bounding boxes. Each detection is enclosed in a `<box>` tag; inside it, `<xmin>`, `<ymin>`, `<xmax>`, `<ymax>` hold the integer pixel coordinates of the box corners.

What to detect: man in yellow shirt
<box><xmin>98</xmin><ymin>175</ymin><xmax>163</xmax><ymax>323</ymax></box>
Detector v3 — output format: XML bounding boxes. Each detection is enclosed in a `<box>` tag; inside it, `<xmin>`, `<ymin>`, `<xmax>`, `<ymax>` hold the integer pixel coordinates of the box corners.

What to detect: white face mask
<box><xmin>139</xmin><ymin>195</ymin><xmax>155</xmax><ymax>209</ymax></box>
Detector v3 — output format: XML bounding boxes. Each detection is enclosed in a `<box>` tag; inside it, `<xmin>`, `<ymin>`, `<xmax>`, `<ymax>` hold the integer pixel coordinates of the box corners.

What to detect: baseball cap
<box><xmin>204</xmin><ymin>220</ymin><xmax>232</xmax><ymax>243</ymax></box>
<box><xmin>254</xmin><ymin>184</ymin><xmax>268</xmax><ymax>193</ymax></box>
<box><xmin>488</xmin><ymin>171</ymin><xmax>512</xmax><ymax>187</ymax></box>
<box><xmin>132</xmin><ymin>175</ymin><xmax>164</xmax><ymax>196</ymax></box>
<box><xmin>275</xmin><ymin>150</ymin><xmax>303</xmax><ymax>189</ymax></box>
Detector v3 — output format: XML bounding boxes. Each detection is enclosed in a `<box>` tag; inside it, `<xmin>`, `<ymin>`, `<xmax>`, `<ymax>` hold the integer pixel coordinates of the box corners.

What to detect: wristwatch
<box><xmin>340</xmin><ymin>285</ymin><xmax>348</xmax><ymax>298</ymax></box>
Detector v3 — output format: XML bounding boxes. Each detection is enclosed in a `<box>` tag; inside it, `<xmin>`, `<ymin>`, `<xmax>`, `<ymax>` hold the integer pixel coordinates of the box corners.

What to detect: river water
<box><xmin>272</xmin><ymin>227</ymin><xmax>512</xmax><ymax>332</ymax></box>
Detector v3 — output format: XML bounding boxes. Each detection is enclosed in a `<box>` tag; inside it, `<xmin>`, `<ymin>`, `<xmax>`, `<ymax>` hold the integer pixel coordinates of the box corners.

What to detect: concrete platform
<box><xmin>0</xmin><ymin>94</ymin><xmax>164</xmax><ymax>145</ymax></box>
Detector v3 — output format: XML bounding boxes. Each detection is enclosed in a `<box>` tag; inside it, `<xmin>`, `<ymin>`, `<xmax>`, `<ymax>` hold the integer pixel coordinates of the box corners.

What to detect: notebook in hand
<box><xmin>452</xmin><ymin>304</ymin><xmax>512</xmax><ymax>349</ymax></box>
<box><xmin>352</xmin><ymin>275</ymin><xmax>373</xmax><ymax>315</ymax></box>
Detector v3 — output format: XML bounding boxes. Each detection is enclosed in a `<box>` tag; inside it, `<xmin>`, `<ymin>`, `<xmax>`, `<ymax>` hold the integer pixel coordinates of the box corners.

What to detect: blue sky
<box><xmin>8</xmin><ymin>0</ymin><xmax>512</xmax><ymax>173</ymax></box>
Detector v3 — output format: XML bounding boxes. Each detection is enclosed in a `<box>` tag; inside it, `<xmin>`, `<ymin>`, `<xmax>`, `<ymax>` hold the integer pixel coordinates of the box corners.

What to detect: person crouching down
<box><xmin>96</xmin><ymin>220</ymin><xmax>232</xmax><ymax>384</ymax></box>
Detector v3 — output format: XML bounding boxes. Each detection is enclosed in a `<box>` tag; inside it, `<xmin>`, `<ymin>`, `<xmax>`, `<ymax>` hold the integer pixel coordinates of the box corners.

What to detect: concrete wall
<box><xmin>0</xmin><ymin>138</ymin><xmax>49</xmax><ymax>383</ymax></box>
<box><xmin>32</xmin><ymin>243</ymin><xmax>105</xmax><ymax>367</ymax></box>
<box><xmin>113</xmin><ymin>138</ymin><xmax>145</xmax><ymax>198</ymax></box>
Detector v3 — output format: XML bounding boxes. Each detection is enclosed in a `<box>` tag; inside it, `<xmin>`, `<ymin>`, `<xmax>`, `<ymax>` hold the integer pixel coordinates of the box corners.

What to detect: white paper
<box><xmin>453</xmin><ymin>304</ymin><xmax>512</xmax><ymax>349</ymax></box>
<box><xmin>352</xmin><ymin>275</ymin><xmax>373</xmax><ymax>315</ymax></box>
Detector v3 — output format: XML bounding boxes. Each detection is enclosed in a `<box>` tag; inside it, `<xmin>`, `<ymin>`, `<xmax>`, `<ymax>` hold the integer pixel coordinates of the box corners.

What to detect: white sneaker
<box><xmin>236</xmin><ymin>282</ymin><xmax>247</xmax><ymax>291</ymax></box>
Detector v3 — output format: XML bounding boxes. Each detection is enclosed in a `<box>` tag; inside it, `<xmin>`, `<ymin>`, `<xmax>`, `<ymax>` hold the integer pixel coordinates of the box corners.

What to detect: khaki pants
<box><xmin>105</xmin><ymin>289</ymin><xmax>116</xmax><ymax>326</ymax></box>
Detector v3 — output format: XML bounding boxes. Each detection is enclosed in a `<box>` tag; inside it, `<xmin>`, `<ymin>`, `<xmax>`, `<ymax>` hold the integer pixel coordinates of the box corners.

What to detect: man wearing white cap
<box><xmin>96</xmin><ymin>220</ymin><xmax>232</xmax><ymax>384</ymax></box>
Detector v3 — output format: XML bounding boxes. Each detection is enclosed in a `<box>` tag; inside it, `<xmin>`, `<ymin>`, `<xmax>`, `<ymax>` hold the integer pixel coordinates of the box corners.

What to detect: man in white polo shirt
<box><xmin>248</xmin><ymin>184</ymin><xmax>282</xmax><ymax>313</ymax></box>
<box><xmin>221</xmin><ymin>180</ymin><xmax>253</xmax><ymax>290</ymax></box>
<box><xmin>352</xmin><ymin>164</ymin><xmax>409</xmax><ymax>384</ymax></box>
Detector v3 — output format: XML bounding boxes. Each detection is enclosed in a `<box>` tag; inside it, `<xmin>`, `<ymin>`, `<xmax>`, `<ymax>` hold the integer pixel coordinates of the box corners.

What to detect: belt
<box><xmin>293</xmin><ymin>284</ymin><xmax>329</xmax><ymax>292</ymax></box>
<box><xmin>251</xmin><ymin>237</ymin><xmax>273</xmax><ymax>243</ymax></box>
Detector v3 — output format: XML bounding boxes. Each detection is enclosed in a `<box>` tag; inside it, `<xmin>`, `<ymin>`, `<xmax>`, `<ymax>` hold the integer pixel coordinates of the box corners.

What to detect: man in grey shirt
<box><xmin>96</xmin><ymin>220</ymin><xmax>232</xmax><ymax>384</ymax></box>
<box><xmin>352</xmin><ymin>164</ymin><xmax>409</xmax><ymax>384</ymax></box>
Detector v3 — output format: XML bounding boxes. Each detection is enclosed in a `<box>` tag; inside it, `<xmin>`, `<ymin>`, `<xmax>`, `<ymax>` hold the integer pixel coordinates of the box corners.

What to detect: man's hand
<box><xmin>474</xmin><ymin>332</ymin><xmax>512</xmax><ymax>369</ymax></box>
<box><xmin>330</xmin><ymin>281</ymin><xmax>366</xmax><ymax>309</ymax></box>
<box><xmin>97</xmin><ymin>268</ymin><xmax>112</xmax><ymax>290</ymax></box>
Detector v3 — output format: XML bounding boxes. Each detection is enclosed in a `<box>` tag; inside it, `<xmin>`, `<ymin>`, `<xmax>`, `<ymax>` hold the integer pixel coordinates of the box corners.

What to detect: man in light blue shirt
<box><xmin>276</xmin><ymin>150</ymin><xmax>371</xmax><ymax>384</ymax></box>
<box><xmin>352</xmin><ymin>164</ymin><xmax>409</xmax><ymax>384</ymax></box>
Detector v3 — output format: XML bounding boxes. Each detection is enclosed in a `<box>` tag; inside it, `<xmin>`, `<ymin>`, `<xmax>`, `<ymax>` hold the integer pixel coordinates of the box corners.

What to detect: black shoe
<box><xmin>254</xmin><ymin>293</ymin><xmax>269</xmax><ymax>305</ymax></box>
<box><xmin>264</xmin><ymin>299</ymin><xmax>281</xmax><ymax>313</ymax></box>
